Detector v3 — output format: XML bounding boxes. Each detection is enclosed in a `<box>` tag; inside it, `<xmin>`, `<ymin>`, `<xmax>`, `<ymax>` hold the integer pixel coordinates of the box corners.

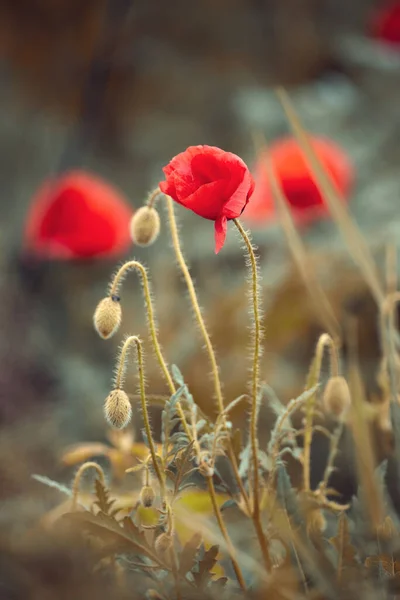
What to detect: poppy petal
<box><xmin>214</xmin><ymin>215</ymin><xmax>227</xmax><ymax>254</ymax></box>
<box><xmin>25</xmin><ymin>171</ymin><xmax>133</xmax><ymax>260</ymax></box>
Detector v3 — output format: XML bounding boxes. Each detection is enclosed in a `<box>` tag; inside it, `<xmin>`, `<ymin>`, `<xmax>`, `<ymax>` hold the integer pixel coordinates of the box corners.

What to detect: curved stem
<box><xmin>159</xmin><ymin>195</ymin><xmax>252</xmax><ymax>508</ymax></box>
<box><xmin>164</xmin><ymin>196</ymin><xmax>224</xmax><ymax>415</ymax></box>
<box><xmin>122</xmin><ymin>336</ymin><xmax>165</xmax><ymax>497</ymax></box>
<box><xmin>109</xmin><ymin>261</ymin><xmax>191</xmax><ymax>440</ymax></box>
<box><xmin>110</xmin><ymin>261</ymin><xmax>175</xmax><ymax>395</ymax></box>
<box><xmin>207</xmin><ymin>476</ymin><xmax>247</xmax><ymax>592</ymax></box>
<box><xmin>304</xmin><ymin>333</ymin><xmax>339</xmax><ymax>491</ymax></box>
<box><xmin>72</xmin><ymin>461</ymin><xmax>105</xmax><ymax>510</ymax></box>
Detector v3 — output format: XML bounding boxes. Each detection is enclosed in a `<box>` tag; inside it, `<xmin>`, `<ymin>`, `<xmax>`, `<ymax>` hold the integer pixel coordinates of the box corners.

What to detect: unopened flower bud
<box><xmin>94</xmin><ymin>296</ymin><xmax>121</xmax><ymax>339</ymax></box>
<box><xmin>155</xmin><ymin>532</ymin><xmax>173</xmax><ymax>554</ymax></box>
<box><xmin>130</xmin><ymin>206</ymin><xmax>160</xmax><ymax>247</ymax></box>
<box><xmin>104</xmin><ymin>389</ymin><xmax>132</xmax><ymax>429</ymax></box>
<box><xmin>323</xmin><ymin>376</ymin><xmax>351</xmax><ymax>419</ymax></box>
<box><xmin>140</xmin><ymin>485</ymin><xmax>156</xmax><ymax>507</ymax></box>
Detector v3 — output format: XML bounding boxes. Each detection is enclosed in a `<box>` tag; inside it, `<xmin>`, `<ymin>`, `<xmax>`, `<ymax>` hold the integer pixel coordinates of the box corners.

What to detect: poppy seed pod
<box><xmin>104</xmin><ymin>389</ymin><xmax>132</xmax><ymax>429</ymax></box>
<box><xmin>130</xmin><ymin>206</ymin><xmax>161</xmax><ymax>246</ymax></box>
<box><xmin>155</xmin><ymin>532</ymin><xmax>173</xmax><ymax>554</ymax></box>
<box><xmin>140</xmin><ymin>485</ymin><xmax>156</xmax><ymax>508</ymax></box>
<box><xmin>322</xmin><ymin>376</ymin><xmax>351</xmax><ymax>419</ymax></box>
<box><xmin>93</xmin><ymin>296</ymin><xmax>122</xmax><ymax>339</ymax></box>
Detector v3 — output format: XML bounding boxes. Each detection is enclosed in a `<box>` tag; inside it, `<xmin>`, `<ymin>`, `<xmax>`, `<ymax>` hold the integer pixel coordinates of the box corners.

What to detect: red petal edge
<box><xmin>214</xmin><ymin>216</ymin><xmax>227</xmax><ymax>254</ymax></box>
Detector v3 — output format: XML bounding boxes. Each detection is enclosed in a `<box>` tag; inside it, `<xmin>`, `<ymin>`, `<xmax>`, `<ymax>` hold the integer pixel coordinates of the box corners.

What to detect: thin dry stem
<box><xmin>72</xmin><ymin>461</ymin><xmax>105</xmax><ymax>511</ymax></box>
<box><xmin>275</xmin><ymin>86</ymin><xmax>384</xmax><ymax>306</ymax></box>
<box><xmin>253</xmin><ymin>130</ymin><xmax>341</xmax><ymax>343</ymax></box>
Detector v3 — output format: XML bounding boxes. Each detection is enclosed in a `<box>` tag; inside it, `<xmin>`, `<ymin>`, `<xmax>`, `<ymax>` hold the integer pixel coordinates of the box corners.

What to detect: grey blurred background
<box><xmin>1</xmin><ymin>0</ymin><xmax>400</xmax><ymax>522</ymax></box>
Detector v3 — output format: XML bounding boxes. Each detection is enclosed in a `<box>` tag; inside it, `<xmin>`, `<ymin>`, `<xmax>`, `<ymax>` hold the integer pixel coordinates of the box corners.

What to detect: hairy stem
<box><xmin>233</xmin><ymin>219</ymin><xmax>272</xmax><ymax>572</ymax></box>
<box><xmin>72</xmin><ymin>461</ymin><xmax>105</xmax><ymax>510</ymax></box>
<box><xmin>233</xmin><ymin>219</ymin><xmax>262</xmax><ymax>509</ymax></box>
<box><xmin>122</xmin><ymin>336</ymin><xmax>165</xmax><ymax>497</ymax></box>
<box><xmin>165</xmin><ymin>196</ymin><xmax>224</xmax><ymax>415</ymax></box>
<box><xmin>109</xmin><ymin>261</ymin><xmax>191</xmax><ymax>440</ymax></box>
<box><xmin>159</xmin><ymin>195</ymin><xmax>252</xmax><ymax>511</ymax></box>
<box><xmin>207</xmin><ymin>476</ymin><xmax>247</xmax><ymax>591</ymax></box>
<box><xmin>110</xmin><ymin>261</ymin><xmax>175</xmax><ymax>394</ymax></box>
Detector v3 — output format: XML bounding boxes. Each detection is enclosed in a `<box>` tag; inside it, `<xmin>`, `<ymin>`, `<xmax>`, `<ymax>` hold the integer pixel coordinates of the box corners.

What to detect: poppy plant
<box><xmin>242</xmin><ymin>136</ymin><xmax>353</xmax><ymax>227</ymax></box>
<box><xmin>24</xmin><ymin>170</ymin><xmax>133</xmax><ymax>260</ymax></box>
<box><xmin>159</xmin><ymin>145</ymin><xmax>255</xmax><ymax>253</ymax></box>
<box><xmin>370</xmin><ymin>2</ymin><xmax>400</xmax><ymax>46</ymax></box>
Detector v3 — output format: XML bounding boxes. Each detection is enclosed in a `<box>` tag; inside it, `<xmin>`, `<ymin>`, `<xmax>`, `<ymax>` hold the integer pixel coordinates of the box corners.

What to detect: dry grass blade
<box><xmin>347</xmin><ymin>326</ymin><xmax>383</xmax><ymax>530</ymax></box>
<box><xmin>253</xmin><ymin>131</ymin><xmax>341</xmax><ymax>343</ymax></box>
<box><xmin>275</xmin><ymin>87</ymin><xmax>385</xmax><ymax>306</ymax></box>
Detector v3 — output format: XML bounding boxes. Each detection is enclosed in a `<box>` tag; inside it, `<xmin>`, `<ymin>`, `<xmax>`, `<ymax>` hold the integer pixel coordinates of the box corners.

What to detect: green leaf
<box><xmin>191</xmin><ymin>544</ymin><xmax>219</xmax><ymax>588</ymax></box>
<box><xmin>178</xmin><ymin>532</ymin><xmax>202</xmax><ymax>576</ymax></box>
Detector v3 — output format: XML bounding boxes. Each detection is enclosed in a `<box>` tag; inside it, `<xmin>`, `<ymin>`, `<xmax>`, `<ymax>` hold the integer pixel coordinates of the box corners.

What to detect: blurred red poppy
<box><xmin>242</xmin><ymin>137</ymin><xmax>353</xmax><ymax>227</ymax></box>
<box><xmin>159</xmin><ymin>145</ymin><xmax>255</xmax><ymax>253</ymax></box>
<box><xmin>371</xmin><ymin>2</ymin><xmax>400</xmax><ymax>46</ymax></box>
<box><xmin>24</xmin><ymin>170</ymin><xmax>133</xmax><ymax>259</ymax></box>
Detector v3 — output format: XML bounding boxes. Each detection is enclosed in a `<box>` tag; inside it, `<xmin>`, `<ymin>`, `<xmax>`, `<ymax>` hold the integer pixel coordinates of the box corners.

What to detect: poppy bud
<box><xmin>130</xmin><ymin>206</ymin><xmax>161</xmax><ymax>246</ymax></box>
<box><xmin>322</xmin><ymin>376</ymin><xmax>351</xmax><ymax>419</ymax></box>
<box><xmin>155</xmin><ymin>532</ymin><xmax>173</xmax><ymax>554</ymax></box>
<box><xmin>140</xmin><ymin>485</ymin><xmax>156</xmax><ymax>507</ymax></box>
<box><xmin>104</xmin><ymin>389</ymin><xmax>132</xmax><ymax>429</ymax></box>
<box><xmin>93</xmin><ymin>296</ymin><xmax>122</xmax><ymax>339</ymax></box>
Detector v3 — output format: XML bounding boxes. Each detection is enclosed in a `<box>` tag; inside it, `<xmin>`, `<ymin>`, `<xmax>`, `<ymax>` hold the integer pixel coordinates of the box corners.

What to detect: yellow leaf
<box><xmin>61</xmin><ymin>443</ymin><xmax>110</xmax><ymax>466</ymax></box>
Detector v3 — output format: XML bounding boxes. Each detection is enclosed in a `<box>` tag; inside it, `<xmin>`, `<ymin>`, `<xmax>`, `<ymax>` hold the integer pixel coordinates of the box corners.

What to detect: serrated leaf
<box><xmin>62</xmin><ymin>511</ymin><xmax>162</xmax><ymax>565</ymax></box>
<box><xmin>192</xmin><ymin>544</ymin><xmax>219</xmax><ymax>588</ymax></box>
<box><xmin>329</xmin><ymin>513</ymin><xmax>358</xmax><ymax>579</ymax></box>
<box><xmin>171</xmin><ymin>364</ymin><xmax>185</xmax><ymax>386</ymax></box>
<box><xmin>179</xmin><ymin>532</ymin><xmax>202</xmax><ymax>575</ymax></box>
<box><xmin>94</xmin><ymin>479</ymin><xmax>116</xmax><ymax>516</ymax></box>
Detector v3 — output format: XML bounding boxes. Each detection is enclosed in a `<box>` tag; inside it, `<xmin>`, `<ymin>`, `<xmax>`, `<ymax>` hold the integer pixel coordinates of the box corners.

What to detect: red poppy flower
<box><xmin>242</xmin><ymin>136</ymin><xmax>353</xmax><ymax>227</ymax></box>
<box><xmin>370</xmin><ymin>2</ymin><xmax>400</xmax><ymax>46</ymax></box>
<box><xmin>24</xmin><ymin>170</ymin><xmax>133</xmax><ymax>259</ymax></box>
<box><xmin>159</xmin><ymin>145</ymin><xmax>255</xmax><ymax>253</ymax></box>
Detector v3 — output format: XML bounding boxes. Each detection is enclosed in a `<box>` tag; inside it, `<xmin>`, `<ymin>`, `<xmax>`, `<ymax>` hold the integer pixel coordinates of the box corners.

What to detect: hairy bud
<box><xmin>93</xmin><ymin>296</ymin><xmax>122</xmax><ymax>339</ymax></box>
<box><xmin>140</xmin><ymin>485</ymin><xmax>156</xmax><ymax>507</ymax></box>
<box><xmin>104</xmin><ymin>389</ymin><xmax>132</xmax><ymax>429</ymax></box>
<box><xmin>130</xmin><ymin>206</ymin><xmax>160</xmax><ymax>247</ymax></box>
<box><xmin>155</xmin><ymin>532</ymin><xmax>173</xmax><ymax>554</ymax></box>
<box><xmin>323</xmin><ymin>376</ymin><xmax>351</xmax><ymax>418</ymax></box>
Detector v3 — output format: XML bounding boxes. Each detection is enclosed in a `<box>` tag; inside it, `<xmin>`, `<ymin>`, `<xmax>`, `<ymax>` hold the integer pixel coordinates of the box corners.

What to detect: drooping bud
<box><xmin>130</xmin><ymin>206</ymin><xmax>160</xmax><ymax>247</ymax></box>
<box><xmin>93</xmin><ymin>296</ymin><xmax>122</xmax><ymax>339</ymax></box>
<box><xmin>104</xmin><ymin>389</ymin><xmax>132</xmax><ymax>429</ymax></box>
<box><xmin>322</xmin><ymin>376</ymin><xmax>351</xmax><ymax>419</ymax></box>
<box><xmin>155</xmin><ymin>532</ymin><xmax>173</xmax><ymax>554</ymax></box>
<box><xmin>140</xmin><ymin>485</ymin><xmax>156</xmax><ymax>508</ymax></box>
